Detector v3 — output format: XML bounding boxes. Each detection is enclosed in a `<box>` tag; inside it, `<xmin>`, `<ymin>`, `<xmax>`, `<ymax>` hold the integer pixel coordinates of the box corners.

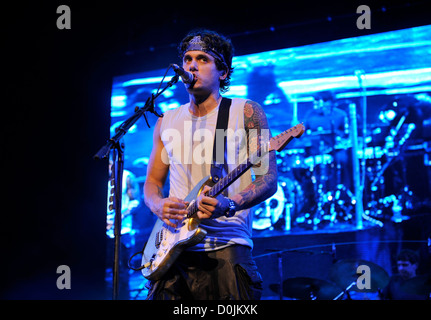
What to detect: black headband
<box><xmin>181</xmin><ymin>35</ymin><xmax>228</xmax><ymax>68</ymax></box>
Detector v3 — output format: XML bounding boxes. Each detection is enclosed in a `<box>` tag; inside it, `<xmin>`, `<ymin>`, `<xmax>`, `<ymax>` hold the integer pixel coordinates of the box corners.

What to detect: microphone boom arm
<box><xmin>93</xmin><ymin>73</ymin><xmax>179</xmax><ymax>160</ymax></box>
<box><xmin>93</xmin><ymin>67</ymin><xmax>179</xmax><ymax>299</ymax></box>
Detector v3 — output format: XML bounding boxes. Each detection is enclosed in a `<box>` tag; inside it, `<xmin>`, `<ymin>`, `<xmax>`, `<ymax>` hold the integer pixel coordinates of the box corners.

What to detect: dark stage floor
<box><xmin>105</xmin><ymin>212</ymin><xmax>431</xmax><ymax>300</ymax></box>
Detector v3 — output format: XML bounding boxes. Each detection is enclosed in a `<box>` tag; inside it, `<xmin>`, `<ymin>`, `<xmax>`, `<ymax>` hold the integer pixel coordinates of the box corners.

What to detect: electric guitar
<box><xmin>141</xmin><ymin>123</ymin><xmax>305</xmax><ymax>281</ymax></box>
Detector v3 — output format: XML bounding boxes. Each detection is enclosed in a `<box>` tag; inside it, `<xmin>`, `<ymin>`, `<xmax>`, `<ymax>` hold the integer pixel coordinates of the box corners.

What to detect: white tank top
<box><xmin>159</xmin><ymin>97</ymin><xmax>253</xmax><ymax>251</ymax></box>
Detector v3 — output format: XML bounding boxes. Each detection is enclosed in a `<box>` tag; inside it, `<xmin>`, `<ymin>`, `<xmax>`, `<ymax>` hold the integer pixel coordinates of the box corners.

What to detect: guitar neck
<box><xmin>210</xmin><ymin>139</ymin><xmax>271</xmax><ymax>197</ymax></box>
<box><xmin>208</xmin><ymin>159</ymin><xmax>252</xmax><ymax>198</ymax></box>
<box><xmin>184</xmin><ymin>123</ymin><xmax>305</xmax><ymax>219</ymax></box>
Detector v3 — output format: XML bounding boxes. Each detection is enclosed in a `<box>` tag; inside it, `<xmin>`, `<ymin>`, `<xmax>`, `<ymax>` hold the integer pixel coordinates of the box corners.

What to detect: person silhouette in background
<box><xmin>382</xmin><ymin>249</ymin><xmax>430</xmax><ymax>300</ymax></box>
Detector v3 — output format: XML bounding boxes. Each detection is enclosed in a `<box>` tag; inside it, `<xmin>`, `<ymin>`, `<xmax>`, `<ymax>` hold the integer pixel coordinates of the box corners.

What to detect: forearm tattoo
<box><xmin>236</xmin><ymin>100</ymin><xmax>278</xmax><ymax>209</ymax></box>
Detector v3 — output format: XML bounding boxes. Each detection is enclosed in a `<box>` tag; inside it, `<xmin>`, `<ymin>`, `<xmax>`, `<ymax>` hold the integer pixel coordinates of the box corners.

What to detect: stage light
<box><xmin>379</xmin><ymin>102</ymin><xmax>398</xmax><ymax>123</ymax></box>
<box><xmin>111</xmin><ymin>110</ymin><xmax>128</xmax><ymax>117</ymax></box>
<box><xmin>385</xmin><ymin>109</ymin><xmax>397</xmax><ymax>121</ymax></box>
<box><xmin>111</xmin><ymin>95</ymin><xmax>127</xmax><ymax>108</ymax></box>
<box><xmin>122</xmin><ymin>76</ymin><xmax>169</xmax><ymax>86</ymax></box>
<box><xmin>227</xmin><ymin>85</ymin><xmax>247</xmax><ymax>98</ymax></box>
<box><xmin>159</xmin><ymin>101</ymin><xmax>180</xmax><ymax>113</ymax></box>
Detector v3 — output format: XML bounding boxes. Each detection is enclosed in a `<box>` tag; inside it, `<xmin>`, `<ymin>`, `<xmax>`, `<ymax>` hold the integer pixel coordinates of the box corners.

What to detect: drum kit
<box><xmin>252</xmin><ymin>98</ymin><xmax>421</xmax><ymax>231</ymax></box>
<box><xmin>269</xmin><ymin>258</ymin><xmax>431</xmax><ymax>300</ymax></box>
<box><xmin>252</xmin><ymin>126</ymin><xmax>357</xmax><ymax>231</ymax></box>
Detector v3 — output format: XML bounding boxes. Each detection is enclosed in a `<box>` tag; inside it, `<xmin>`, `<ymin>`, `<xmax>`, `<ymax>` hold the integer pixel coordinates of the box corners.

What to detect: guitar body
<box><xmin>141</xmin><ymin>176</ymin><xmax>212</xmax><ymax>281</ymax></box>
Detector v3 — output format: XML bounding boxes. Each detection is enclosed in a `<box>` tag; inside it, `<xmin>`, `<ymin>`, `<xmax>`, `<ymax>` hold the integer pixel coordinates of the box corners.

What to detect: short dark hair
<box><xmin>397</xmin><ymin>249</ymin><xmax>420</xmax><ymax>265</ymax></box>
<box><xmin>314</xmin><ymin>91</ymin><xmax>335</xmax><ymax>102</ymax></box>
<box><xmin>178</xmin><ymin>29</ymin><xmax>234</xmax><ymax>93</ymax></box>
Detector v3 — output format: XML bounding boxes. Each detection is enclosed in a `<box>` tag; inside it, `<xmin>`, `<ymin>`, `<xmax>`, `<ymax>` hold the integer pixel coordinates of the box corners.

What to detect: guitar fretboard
<box><xmin>208</xmin><ymin>159</ymin><xmax>252</xmax><ymax>198</ymax></box>
<box><xmin>184</xmin><ymin>123</ymin><xmax>304</xmax><ymax>219</ymax></box>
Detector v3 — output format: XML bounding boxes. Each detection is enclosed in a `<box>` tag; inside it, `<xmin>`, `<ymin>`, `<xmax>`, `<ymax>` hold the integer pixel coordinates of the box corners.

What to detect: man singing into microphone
<box><xmin>143</xmin><ymin>29</ymin><xmax>277</xmax><ymax>300</ymax></box>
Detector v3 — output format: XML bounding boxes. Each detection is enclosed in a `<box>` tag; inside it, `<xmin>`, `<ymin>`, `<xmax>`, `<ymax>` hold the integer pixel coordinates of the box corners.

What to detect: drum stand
<box><xmin>284</xmin><ymin>201</ymin><xmax>293</xmax><ymax>231</ymax></box>
<box><xmin>307</xmin><ymin>153</ymin><xmax>337</xmax><ymax>228</ymax></box>
<box><xmin>333</xmin><ymin>281</ymin><xmax>356</xmax><ymax>300</ymax></box>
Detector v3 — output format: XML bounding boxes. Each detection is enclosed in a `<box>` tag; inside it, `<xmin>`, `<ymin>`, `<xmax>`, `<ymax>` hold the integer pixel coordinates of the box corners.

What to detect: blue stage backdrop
<box><xmin>110</xmin><ymin>24</ymin><xmax>430</xmax><ymax>180</ymax></box>
<box><xmin>109</xmin><ymin>24</ymin><xmax>430</xmax><ymax>228</ymax></box>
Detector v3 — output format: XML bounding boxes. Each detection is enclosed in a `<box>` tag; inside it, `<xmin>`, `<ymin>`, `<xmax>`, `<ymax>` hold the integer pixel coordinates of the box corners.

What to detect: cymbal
<box><xmin>269</xmin><ymin>277</ymin><xmax>341</xmax><ymax>300</ymax></box>
<box><xmin>330</xmin><ymin>259</ymin><xmax>389</xmax><ymax>292</ymax></box>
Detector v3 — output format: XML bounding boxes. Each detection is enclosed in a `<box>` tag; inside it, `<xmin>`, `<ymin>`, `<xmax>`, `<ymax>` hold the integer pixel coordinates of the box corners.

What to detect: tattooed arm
<box><xmin>230</xmin><ymin>100</ymin><xmax>278</xmax><ymax>210</ymax></box>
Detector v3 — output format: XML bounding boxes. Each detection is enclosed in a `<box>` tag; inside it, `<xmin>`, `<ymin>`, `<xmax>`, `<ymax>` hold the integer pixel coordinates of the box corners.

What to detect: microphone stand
<box><xmin>94</xmin><ymin>73</ymin><xmax>179</xmax><ymax>300</ymax></box>
<box><xmin>355</xmin><ymin>70</ymin><xmax>366</xmax><ymax>229</ymax></box>
<box><xmin>333</xmin><ymin>281</ymin><xmax>356</xmax><ymax>300</ymax></box>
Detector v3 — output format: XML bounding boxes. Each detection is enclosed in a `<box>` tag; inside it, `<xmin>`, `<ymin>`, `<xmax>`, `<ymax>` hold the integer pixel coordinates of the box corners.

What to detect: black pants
<box><xmin>146</xmin><ymin>245</ymin><xmax>263</xmax><ymax>300</ymax></box>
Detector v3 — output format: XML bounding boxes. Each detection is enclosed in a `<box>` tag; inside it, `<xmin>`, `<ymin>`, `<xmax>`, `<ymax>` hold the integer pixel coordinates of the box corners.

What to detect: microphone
<box><xmin>172</xmin><ymin>64</ymin><xmax>195</xmax><ymax>84</ymax></box>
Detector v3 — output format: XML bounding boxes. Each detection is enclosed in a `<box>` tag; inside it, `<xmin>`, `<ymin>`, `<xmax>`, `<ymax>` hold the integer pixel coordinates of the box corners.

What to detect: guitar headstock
<box><xmin>269</xmin><ymin>123</ymin><xmax>305</xmax><ymax>152</ymax></box>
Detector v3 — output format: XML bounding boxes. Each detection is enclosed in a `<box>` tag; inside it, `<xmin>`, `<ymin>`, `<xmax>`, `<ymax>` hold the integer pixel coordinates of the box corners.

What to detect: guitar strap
<box><xmin>211</xmin><ymin>97</ymin><xmax>232</xmax><ymax>184</ymax></box>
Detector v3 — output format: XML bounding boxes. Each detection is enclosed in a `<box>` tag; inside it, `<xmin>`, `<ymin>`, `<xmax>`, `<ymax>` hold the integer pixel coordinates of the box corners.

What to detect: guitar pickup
<box><xmin>155</xmin><ymin>230</ymin><xmax>163</xmax><ymax>249</ymax></box>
